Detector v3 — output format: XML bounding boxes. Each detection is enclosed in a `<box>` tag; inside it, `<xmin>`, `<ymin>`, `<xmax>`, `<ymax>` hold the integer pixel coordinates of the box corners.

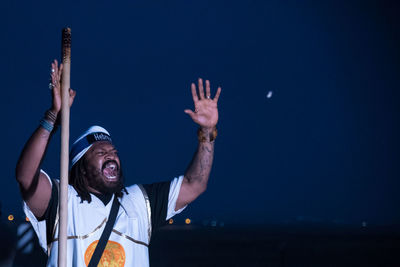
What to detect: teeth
<box><xmin>105</xmin><ymin>175</ymin><xmax>116</xmax><ymax>180</ymax></box>
<box><xmin>103</xmin><ymin>161</ymin><xmax>118</xmax><ymax>180</ymax></box>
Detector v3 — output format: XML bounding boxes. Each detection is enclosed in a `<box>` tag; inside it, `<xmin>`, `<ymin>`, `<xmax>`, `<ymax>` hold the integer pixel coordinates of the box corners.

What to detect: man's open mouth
<box><xmin>102</xmin><ymin>160</ymin><xmax>119</xmax><ymax>180</ymax></box>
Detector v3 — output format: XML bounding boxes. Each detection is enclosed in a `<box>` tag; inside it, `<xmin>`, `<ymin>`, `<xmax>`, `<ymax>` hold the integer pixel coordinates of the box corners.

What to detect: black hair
<box><xmin>69</xmin><ymin>157</ymin><xmax>127</xmax><ymax>203</ymax></box>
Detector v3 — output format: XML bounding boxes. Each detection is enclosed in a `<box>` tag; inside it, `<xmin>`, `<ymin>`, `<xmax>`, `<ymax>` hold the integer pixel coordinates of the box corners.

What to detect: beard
<box><xmin>86</xmin><ymin>160</ymin><xmax>124</xmax><ymax>195</ymax></box>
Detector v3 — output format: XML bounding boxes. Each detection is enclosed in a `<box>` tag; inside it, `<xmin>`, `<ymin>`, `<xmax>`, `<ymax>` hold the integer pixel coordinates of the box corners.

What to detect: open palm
<box><xmin>184</xmin><ymin>78</ymin><xmax>221</xmax><ymax>129</ymax></box>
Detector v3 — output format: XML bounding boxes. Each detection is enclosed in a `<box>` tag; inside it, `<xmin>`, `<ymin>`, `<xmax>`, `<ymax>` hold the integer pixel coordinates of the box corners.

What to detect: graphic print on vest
<box><xmin>84</xmin><ymin>240</ymin><xmax>126</xmax><ymax>267</ymax></box>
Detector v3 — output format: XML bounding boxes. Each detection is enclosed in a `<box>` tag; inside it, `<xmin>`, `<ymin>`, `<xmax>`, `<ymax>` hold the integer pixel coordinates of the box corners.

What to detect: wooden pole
<box><xmin>59</xmin><ymin>27</ymin><xmax>71</xmax><ymax>267</ymax></box>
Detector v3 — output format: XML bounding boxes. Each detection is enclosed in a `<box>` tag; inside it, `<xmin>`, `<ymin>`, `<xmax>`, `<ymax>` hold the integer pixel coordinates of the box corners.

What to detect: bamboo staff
<box><xmin>59</xmin><ymin>27</ymin><xmax>71</xmax><ymax>267</ymax></box>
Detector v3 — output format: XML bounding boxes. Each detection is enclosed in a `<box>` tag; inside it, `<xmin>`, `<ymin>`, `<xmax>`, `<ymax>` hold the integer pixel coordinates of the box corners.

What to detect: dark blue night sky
<box><xmin>1</xmin><ymin>0</ymin><xmax>399</xmax><ymax>226</ymax></box>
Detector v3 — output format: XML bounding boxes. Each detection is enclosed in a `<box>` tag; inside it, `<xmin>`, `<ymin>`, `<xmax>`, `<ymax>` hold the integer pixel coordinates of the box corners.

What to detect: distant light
<box><xmin>185</xmin><ymin>218</ymin><xmax>191</xmax><ymax>225</ymax></box>
<box><xmin>266</xmin><ymin>91</ymin><xmax>273</xmax><ymax>99</ymax></box>
<box><xmin>26</xmin><ymin>217</ymin><xmax>30</xmax><ymax>222</ymax></box>
<box><xmin>168</xmin><ymin>219</ymin><xmax>173</xmax><ymax>224</ymax></box>
<box><xmin>8</xmin><ymin>215</ymin><xmax>14</xmax><ymax>221</ymax></box>
<box><xmin>362</xmin><ymin>221</ymin><xmax>367</xmax><ymax>228</ymax></box>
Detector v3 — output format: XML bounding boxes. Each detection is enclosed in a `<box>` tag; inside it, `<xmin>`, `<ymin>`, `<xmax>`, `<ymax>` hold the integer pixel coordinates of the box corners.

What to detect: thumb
<box><xmin>69</xmin><ymin>88</ymin><xmax>76</xmax><ymax>95</ymax></box>
<box><xmin>184</xmin><ymin>109</ymin><xmax>196</xmax><ymax>119</ymax></box>
<box><xmin>69</xmin><ymin>88</ymin><xmax>77</xmax><ymax>106</ymax></box>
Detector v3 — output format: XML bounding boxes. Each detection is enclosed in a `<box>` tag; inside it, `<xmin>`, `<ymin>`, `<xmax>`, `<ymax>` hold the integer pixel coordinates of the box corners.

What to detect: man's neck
<box><xmin>92</xmin><ymin>192</ymin><xmax>113</xmax><ymax>206</ymax></box>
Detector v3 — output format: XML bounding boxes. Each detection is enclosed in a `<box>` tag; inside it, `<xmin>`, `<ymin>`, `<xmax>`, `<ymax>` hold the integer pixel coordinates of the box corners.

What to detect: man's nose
<box><xmin>105</xmin><ymin>152</ymin><xmax>115</xmax><ymax>160</ymax></box>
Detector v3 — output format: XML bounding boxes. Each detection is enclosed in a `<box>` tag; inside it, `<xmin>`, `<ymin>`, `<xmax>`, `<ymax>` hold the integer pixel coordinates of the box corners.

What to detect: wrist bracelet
<box><xmin>197</xmin><ymin>127</ymin><xmax>218</xmax><ymax>143</ymax></box>
<box><xmin>45</xmin><ymin>109</ymin><xmax>57</xmax><ymax>124</ymax></box>
<box><xmin>44</xmin><ymin>109</ymin><xmax>57</xmax><ymax>123</ymax></box>
<box><xmin>40</xmin><ymin>118</ymin><xmax>54</xmax><ymax>133</ymax></box>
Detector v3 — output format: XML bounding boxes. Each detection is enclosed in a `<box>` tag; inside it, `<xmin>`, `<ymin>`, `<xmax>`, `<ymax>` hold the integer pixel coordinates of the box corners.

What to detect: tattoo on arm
<box><xmin>185</xmin><ymin>141</ymin><xmax>214</xmax><ymax>186</ymax></box>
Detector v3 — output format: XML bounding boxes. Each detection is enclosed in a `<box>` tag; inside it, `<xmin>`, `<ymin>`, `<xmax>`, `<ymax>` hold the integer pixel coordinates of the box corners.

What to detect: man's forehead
<box><xmin>90</xmin><ymin>141</ymin><xmax>116</xmax><ymax>150</ymax></box>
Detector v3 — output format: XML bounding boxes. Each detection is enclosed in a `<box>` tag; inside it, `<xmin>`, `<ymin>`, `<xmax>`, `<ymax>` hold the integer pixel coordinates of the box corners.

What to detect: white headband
<box><xmin>70</xmin><ymin>125</ymin><xmax>112</xmax><ymax>166</ymax></box>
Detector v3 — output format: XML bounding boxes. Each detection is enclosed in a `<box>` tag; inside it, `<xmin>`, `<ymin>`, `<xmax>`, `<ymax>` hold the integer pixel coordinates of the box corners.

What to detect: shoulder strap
<box><xmin>88</xmin><ymin>194</ymin><xmax>120</xmax><ymax>267</ymax></box>
<box><xmin>138</xmin><ymin>184</ymin><xmax>152</xmax><ymax>242</ymax></box>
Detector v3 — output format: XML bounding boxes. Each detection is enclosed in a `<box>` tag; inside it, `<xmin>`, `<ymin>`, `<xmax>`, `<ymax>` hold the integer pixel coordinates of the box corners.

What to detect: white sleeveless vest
<box><xmin>24</xmin><ymin>171</ymin><xmax>185</xmax><ymax>267</ymax></box>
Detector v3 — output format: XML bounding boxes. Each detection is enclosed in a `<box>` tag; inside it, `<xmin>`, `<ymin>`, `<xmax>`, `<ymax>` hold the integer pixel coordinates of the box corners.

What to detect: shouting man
<box><xmin>16</xmin><ymin>59</ymin><xmax>221</xmax><ymax>266</ymax></box>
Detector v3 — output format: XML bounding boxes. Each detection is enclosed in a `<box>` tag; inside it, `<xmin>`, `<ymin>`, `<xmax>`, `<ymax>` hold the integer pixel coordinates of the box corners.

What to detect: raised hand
<box><xmin>50</xmin><ymin>59</ymin><xmax>76</xmax><ymax>115</ymax></box>
<box><xmin>184</xmin><ymin>78</ymin><xmax>221</xmax><ymax>129</ymax></box>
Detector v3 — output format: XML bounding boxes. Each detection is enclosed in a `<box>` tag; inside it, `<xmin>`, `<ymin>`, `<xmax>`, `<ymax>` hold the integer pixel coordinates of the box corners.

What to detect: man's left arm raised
<box><xmin>176</xmin><ymin>78</ymin><xmax>221</xmax><ymax>210</ymax></box>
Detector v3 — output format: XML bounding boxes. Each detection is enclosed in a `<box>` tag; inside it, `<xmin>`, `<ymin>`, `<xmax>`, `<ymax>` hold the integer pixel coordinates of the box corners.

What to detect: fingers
<box><xmin>50</xmin><ymin>60</ymin><xmax>63</xmax><ymax>82</ymax></box>
<box><xmin>50</xmin><ymin>61</ymin><xmax>55</xmax><ymax>79</ymax></box>
<box><xmin>213</xmin><ymin>87</ymin><xmax>222</xmax><ymax>103</ymax></box>
<box><xmin>51</xmin><ymin>60</ymin><xmax>59</xmax><ymax>85</ymax></box>
<box><xmin>53</xmin><ymin>60</ymin><xmax>59</xmax><ymax>79</ymax></box>
<box><xmin>192</xmin><ymin>78</ymin><xmax>221</xmax><ymax>102</ymax></box>
<box><xmin>52</xmin><ymin>60</ymin><xmax>57</xmax><ymax>73</ymax></box>
<box><xmin>198</xmin><ymin>78</ymin><xmax>205</xmax><ymax>99</ymax></box>
<box><xmin>50</xmin><ymin>67</ymin><xmax>59</xmax><ymax>91</ymax></box>
<box><xmin>205</xmin><ymin>80</ymin><xmax>211</xmax><ymax>98</ymax></box>
<box><xmin>191</xmin><ymin>83</ymin><xmax>199</xmax><ymax>103</ymax></box>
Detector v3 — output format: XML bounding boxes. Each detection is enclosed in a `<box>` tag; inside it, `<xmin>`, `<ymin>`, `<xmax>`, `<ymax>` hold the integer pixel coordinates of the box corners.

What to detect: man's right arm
<box><xmin>15</xmin><ymin>59</ymin><xmax>76</xmax><ymax>219</ymax></box>
<box><xmin>16</xmin><ymin>126</ymin><xmax>54</xmax><ymax>218</ymax></box>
